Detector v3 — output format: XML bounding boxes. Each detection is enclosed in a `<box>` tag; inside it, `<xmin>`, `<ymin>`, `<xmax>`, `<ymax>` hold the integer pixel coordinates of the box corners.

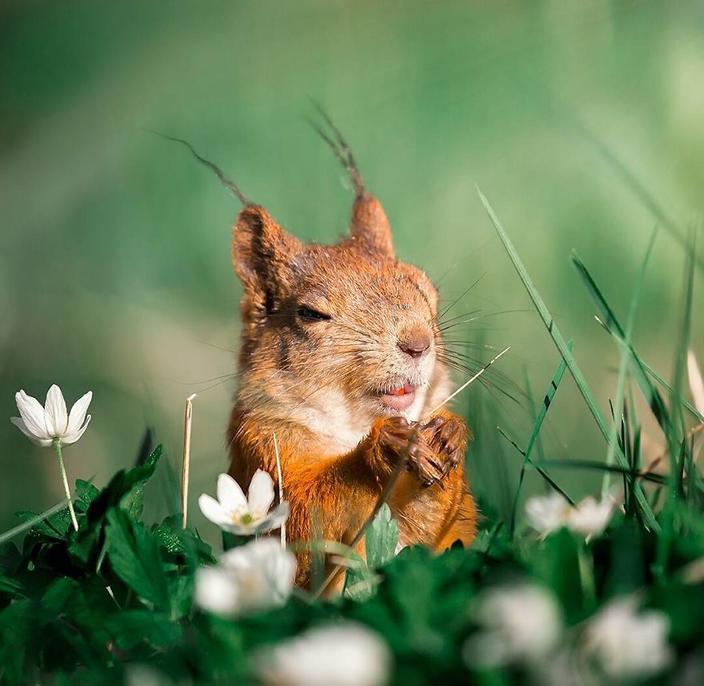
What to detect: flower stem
<box><xmin>578</xmin><ymin>542</ymin><xmax>596</xmax><ymax>610</ymax></box>
<box><xmin>53</xmin><ymin>438</ymin><xmax>79</xmax><ymax>532</ymax></box>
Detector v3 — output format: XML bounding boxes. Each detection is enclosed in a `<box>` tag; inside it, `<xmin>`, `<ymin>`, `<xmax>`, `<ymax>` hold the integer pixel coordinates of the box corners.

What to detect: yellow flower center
<box><xmin>239</xmin><ymin>512</ymin><xmax>253</xmax><ymax>525</ymax></box>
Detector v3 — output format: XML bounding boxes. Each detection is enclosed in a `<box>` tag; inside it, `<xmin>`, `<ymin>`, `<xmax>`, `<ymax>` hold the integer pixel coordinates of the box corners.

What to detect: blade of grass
<box><xmin>497</xmin><ymin>426</ymin><xmax>575</xmax><ymax>505</ymax></box>
<box><xmin>640</xmin><ymin>360</ymin><xmax>704</xmax><ymax>423</ymax></box>
<box><xmin>478</xmin><ymin>188</ymin><xmax>659</xmax><ymax>531</ymax></box>
<box><xmin>574</xmin><ymin>123</ymin><xmax>704</xmax><ymax>271</ymax></box>
<box><xmin>509</xmin><ymin>350</ymin><xmax>570</xmax><ymax>535</ymax></box>
<box><xmin>0</xmin><ymin>499</ymin><xmax>70</xmax><ymax>546</ymax></box>
<box><xmin>669</xmin><ymin>232</ymin><xmax>696</xmax><ymax>463</ymax></box>
<box><xmin>524</xmin><ymin>369</ymin><xmax>546</xmax><ymax>464</ymax></box>
<box><xmin>603</xmin><ymin>227</ymin><xmax>657</xmax><ymax>495</ymax></box>
<box><xmin>628</xmin><ymin>380</ymin><xmax>642</xmax><ymax>469</ymax></box>
<box><xmin>314</xmin><ymin>347</ymin><xmax>510</xmax><ymax>598</ymax></box>
<box><xmin>532</xmin><ymin>459</ymin><xmax>666</xmax><ymax>485</ymax></box>
<box><xmin>571</xmin><ymin>252</ymin><xmax>670</xmax><ymax>432</ymax></box>
<box><xmin>656</xmin><ymin>231</ymin><xmax>696</xmax><ymax>581</ymax></box>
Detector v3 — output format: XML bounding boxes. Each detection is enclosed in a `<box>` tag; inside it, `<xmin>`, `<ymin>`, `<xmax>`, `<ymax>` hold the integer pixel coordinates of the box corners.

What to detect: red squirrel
<box><xmin>224</xmin><ymin>119</ymin><xmax>477</xmax><ymax>587</ymax></box>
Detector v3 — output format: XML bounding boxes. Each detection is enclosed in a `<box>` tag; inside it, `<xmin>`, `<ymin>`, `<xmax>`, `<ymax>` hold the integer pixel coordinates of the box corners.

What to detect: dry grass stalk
<box><xmin>273</xmin><ymin>432</ymin><xmax>286</xmax><ymax>548</ymax></box>
<box><xmin>181</xmin><ymin>393</ymin><xmax>197</xmax><ymax>529</ymax></box>
<box><xmin>313</xmin><ymin>345</ymin><xmax>511</xmax><ymax>597</ymax></box>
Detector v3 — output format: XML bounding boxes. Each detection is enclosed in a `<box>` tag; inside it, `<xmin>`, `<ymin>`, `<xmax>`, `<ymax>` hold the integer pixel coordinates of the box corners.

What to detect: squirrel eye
<box><xmin>296</xmin><ymin>306</ymin><xmax>331</xmax><ymax>322</ymax></box>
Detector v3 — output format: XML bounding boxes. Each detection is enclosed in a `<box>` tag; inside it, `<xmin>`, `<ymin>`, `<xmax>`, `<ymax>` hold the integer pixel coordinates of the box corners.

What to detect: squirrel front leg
<box><xmin>282</xmin><ymin>418</ymin><xmax>426</xmax><ymax>585</ymax></box>
<box><xmin>383</xmin><ymin>410</ymin><xmax>475</xmax><ymax>549</ymax></box>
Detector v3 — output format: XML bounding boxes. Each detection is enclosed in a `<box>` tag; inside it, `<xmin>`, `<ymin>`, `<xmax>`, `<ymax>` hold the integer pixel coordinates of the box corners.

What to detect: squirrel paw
<box><xmin>377</xmin><ymin>417</ymin><xmax>442</xmax><ymax>485</ymax></box>
<box><xmin>418</xmin><ymin>414</ymin><xmax>468</xmax><ymax>484</ymax></box>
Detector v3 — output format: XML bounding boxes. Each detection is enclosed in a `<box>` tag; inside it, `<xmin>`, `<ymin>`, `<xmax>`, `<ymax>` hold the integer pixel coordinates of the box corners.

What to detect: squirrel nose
<box><xmin>398</xmin><ymin>327</ymin><xmax>431</xmax><ymax>359</ymax></box>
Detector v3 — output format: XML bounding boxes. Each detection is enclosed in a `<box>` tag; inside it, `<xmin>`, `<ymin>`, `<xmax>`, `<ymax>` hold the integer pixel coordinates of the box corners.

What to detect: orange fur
<box><xmin>227</xmin><ymin>173</ymin><xmax>477</xmax><ymax>587</ymax></box>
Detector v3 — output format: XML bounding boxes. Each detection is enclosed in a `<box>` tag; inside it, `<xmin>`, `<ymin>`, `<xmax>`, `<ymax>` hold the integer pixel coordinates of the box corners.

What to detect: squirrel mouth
<box><xmin>379</xmin><ymin>383</ymin><xmax>417</xmax><ymax>412</ymax></box>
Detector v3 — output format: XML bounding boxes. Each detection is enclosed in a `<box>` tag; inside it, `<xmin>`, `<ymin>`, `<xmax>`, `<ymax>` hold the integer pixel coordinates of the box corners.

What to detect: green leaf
<box><xmin>121</xmin><ymin>444</ymin><xmax>162</xmax><ymax>519</ymax></box>
<box><xmin>0</xmin><ymin>600</ymin><xmax>36</xmax><ymax>685</ymax></box>
<box><xmin>0</xmin><ymin>572</ymin><xmax>25</xmax><ymax>600</ymax></box>
<box><xmin>604</xmin><ymin>519</ymin><xmax>646</xmax><ymax>596</ymax></box>
<box><xmin>343</xmin><ymin>505</ymin><xmax>400</xmax><ymax>601</ymax></box>
<box><xmin>105</xmin><ymin>509</ymin><xmax>170</xmax><ymax>610</ymax></box>
<box><xmin>42</xmin><ymin>577</ymin><xmax>82</xmax><ymax>614</ymax></box>
<box><xmin>74</xmin><ymin>479</ymin><xmax>100</xmax><ymax>512</ymax></box>
<box><xmin>167</xmin><ymin>575</ymin><xmax>194</xmax><ymax>620</ymax></box>
<box><xmin>154</xmin><ymin>517</ymin><xmax>214</xmax><ymax>566</ymax></box>
<box><xmin>478</xmin><ymin>188</ymin><xmax>658</xmax><ymax>532</ymax></box>
<box><xmin>104</xmin><ymin>610</ymin><xmax>181</xmax><ymax>650</ymax></box>
<box><xmin>365</xmin><ymin>504</ymin><xmax>400</xmax><ymax>569</ymax></box>
<box><xmin>530</xmin><ymin>529</ymin><xmax>583</xmax><ymax>620</ymax></box>
<box><xmin>2</xmin><ymin>500</ymin><xmax>70</xmax><ymax>545</ymax></box>
<box><xmin>87</xmin><ymin>445</ymin><xmax>162</xmax><ymax>523</ymax></box>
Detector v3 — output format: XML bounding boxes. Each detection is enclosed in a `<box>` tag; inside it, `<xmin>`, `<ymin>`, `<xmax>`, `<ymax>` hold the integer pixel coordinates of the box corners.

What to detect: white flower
<box><xmin>255</xmin><ymin>622</ymin><xmax>392</xmax><ymax>686</ymax></box>
<box><xmin>525</xmin><ymin>492</ymin><xmax>616</xmax><ymax>540</ymax></box>
<box><xmin>126</xmin><ymin>665</ymin><xmax>173</xmax><ymax>686</ymax></box>
<box><xmin>465</xmin><ymin>584</ymin><xmax>562</xmax><ymax>666</ymax></box>
<box><xmin>198</xmin><ymin>470</ymin><xmax>289</xmax><ymax>536</ymax></box>
<box><xmin>567</xmin><ymin>495</ymin><xmax>615</xmax><ymax>539</ymax></box>
<box><xmin>194</xmin><ymin>538</ymin><xmax>296</xmax><ymax>617</ymax></box>
<box><xmin>585</xmin><ymin>597</ymin><xmax>672</xmax><ymax>679</ymax></box>
<box><xmin>525</xmin><ymin>493</ymin><xmax>571</xmax><ymax>538</ymax></box>
<box><xmin>11</xmin><ymin>384</ymin><xmax>92</xmax><ymax>447</ymax></box>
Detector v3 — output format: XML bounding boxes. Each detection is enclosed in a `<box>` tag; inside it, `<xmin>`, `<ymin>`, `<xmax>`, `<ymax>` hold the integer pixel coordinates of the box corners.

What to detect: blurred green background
<box><xmin>1</xmin><ymin>0</ymin><xmax>703</xmax><ymax>535</ymax></box>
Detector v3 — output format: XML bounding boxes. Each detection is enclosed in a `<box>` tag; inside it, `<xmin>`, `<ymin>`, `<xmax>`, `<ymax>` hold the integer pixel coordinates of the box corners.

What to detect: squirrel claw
<box><xmin>377</xmin><ymin>414</ymin><xmax>467</xmax><ymax>485</ymax></box>
<box><xmin>377</xmin><ymin>417</ymin><xmax>419</xmax><ymax>467</ymax></box>
<box><xmin>420</xmin><ymin>414</ymin><xmax>468</xmax><ymax>480</ymax></box>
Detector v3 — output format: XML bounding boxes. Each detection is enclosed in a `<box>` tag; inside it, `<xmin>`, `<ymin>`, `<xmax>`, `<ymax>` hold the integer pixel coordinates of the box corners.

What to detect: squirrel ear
<box><xmin>349</xmin><ymin>192</ymin><xmax>394</xmax><ymax>258</ymax></box>
<box><xmin>232</xmin><ymin>205</ymin><xmax>302</xmax><ymax>300</ymax></box>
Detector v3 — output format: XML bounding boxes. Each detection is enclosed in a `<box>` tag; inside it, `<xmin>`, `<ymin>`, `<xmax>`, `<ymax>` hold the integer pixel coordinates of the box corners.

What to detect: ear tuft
<box><xmin>349</xmin><ymin>193</ymin><xmax>394</xmax><ymax>258</ymax></box>
<box><xmin>232</xmin><ymin>205</ymin><xmax>302</xmax><ymax>302</ymax></box>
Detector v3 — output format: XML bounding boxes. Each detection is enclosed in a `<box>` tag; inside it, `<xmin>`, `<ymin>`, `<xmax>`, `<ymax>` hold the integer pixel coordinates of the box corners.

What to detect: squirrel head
<box><xmin>232</xmin><ymin>190</ymin><xmax>448</xmax><ymax>442</ymax></box>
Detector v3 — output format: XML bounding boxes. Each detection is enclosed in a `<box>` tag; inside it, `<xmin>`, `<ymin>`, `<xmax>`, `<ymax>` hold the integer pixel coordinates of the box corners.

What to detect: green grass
<box><xmin>2</xmin><ymin>194</ymin><xmax>704</xmax><ymax>685</ymax></box>
<box><xmin>508</xmin><ymin>350</ymin><xmax>570</xmax><ymax>535</ymax></box>
<box><xmin>3</xmin><ymin>3</ymin><xmax>704</xmax><ymax>684</ymax></box>
<box><xmin>479</xmin><ymin>188</ymin><xmax>659</xmax><ymax>530</ymax></box>
<box><xmin>2</xmin><ymin>0</ymin><xmax>700</xmax><ymax>535</ymax></box>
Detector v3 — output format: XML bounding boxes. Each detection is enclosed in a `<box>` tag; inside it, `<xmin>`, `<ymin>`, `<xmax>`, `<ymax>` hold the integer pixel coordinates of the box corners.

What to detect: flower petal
<box><xmin>216</xmin><ymin>473</ymin><xmax>247</xmax><ymax>513</ymax></box>
<box><xmin>247</xmin><ymin>469</ymin><xmax>275</xmax><ymax>517</ymax></box>
<box><xmin>219</xmin><ymin>539</ymin><xmax>296</xmax><ymax>615</ymax></box>
<box><xmin>251</xmin><ymin>502</ymin><xmax>290</xmax><ymax>534</ymax></box>
<box><xmin>10</xmin><ymin>417</ymin><xmax>53</xmax><ymax>447</ymax></box>
<box><xmin>194</xmin><ymin>565</ymin><xmax>241</xmax><ymax>616</ymax></box>
<box><xmin>567</xmin><ymin>496</ymin><xmax>614</xmax><ymax>538</ymax></box>
<box><xmin>525</xmin><ymin>493</ymin><xmax>569</xmax><ymax>537</ymax></box>
<box><xmin>61</xmin><ymin>415</ymin><xmax>91</xmax><ymax>445</ymax></box>
<box><xmin>44</xmin><ymin>384</ymin><xmax>68</xmax><ymax>437</ymax></box>
<box><xmin>255</xmin><ymin>622</ymin><xmax>389</xmax><ymax>686</ymax></box>
<box><xmin>221</xmin><ymin>521</ymin><xmax>257</xmax><ymax>536</ymax></box>
<box><xmin>15</xmin><ymin>390</ymin><xmax>50</xmax><ymax>439</ymax></box>
<box><xmin>262</xmin><ymin>542</ymin><xmax>297</xmax><ymax>602</ymax></box>
<box><xmin>198</xmin><ymin>493</ymin><xmax>232</xmax><ymax>527</ymax></box>
<box><xmin>67</xmin><ymin>391</ymin><xmax>93</xmax><ymax>435</ymax></box>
